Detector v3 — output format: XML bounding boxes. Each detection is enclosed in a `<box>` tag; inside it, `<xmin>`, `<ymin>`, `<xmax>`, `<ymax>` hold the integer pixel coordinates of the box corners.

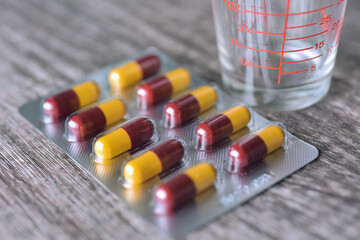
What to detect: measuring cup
<box><xmin>212</xmin><ymin>0</ymin><xmax>348</xmax><ymax>111</ymax></box>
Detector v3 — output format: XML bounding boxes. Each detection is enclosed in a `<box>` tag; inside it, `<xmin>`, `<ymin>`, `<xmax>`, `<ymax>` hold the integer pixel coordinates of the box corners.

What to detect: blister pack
<box><xmin>19</xmin><ymin>48</ymin><xmax>318</xmax><ymax>238</ymax></box>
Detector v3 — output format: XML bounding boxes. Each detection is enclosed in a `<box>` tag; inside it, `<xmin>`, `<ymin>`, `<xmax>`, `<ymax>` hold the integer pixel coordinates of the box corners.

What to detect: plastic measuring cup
<box><xmin>212</xmin><ymin>0</ymin><xmax>348</xmax><ymax>111</ymax></box>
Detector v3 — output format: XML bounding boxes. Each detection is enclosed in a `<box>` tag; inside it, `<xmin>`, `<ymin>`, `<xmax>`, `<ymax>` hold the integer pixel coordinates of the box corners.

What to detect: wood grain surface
<box><xmin>0</xmin><ymin>0</ymin><xmax>359</xmax><ymax>239</ymax></box>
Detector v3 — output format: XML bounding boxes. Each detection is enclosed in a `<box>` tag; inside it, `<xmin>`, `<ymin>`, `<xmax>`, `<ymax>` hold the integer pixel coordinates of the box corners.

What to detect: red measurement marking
<box><xmin>284</xmin><ymin>47</ymin><xmax>313</xmax><ymax>53</ymax></box>
<box><xmin>244</xmin><ymin>10</ymin><xmax>286</xmax><ymax>16</ymax></box>
<box><xmin>288</xmin><ymin>4</ymin><xmax>334</xmax><ymax>16</ymax></box>
<box><xmin>281</xmin><ymin>69</ymin><xmax>309</xmax><ymax>75</ymax></box>
<box><xmin>244</xmin><ymin>4</ymin><xmax>334</xmax><ymax>17</ymax></box>
<box><xmin>244</xmin><ymin>46</ymin><xmax>314</xmax><ymax>53</ymax></box>
<box><xmin>283</xmin><ymin>54</ymin><xmax>323</xmax><ymax>64</ymax></box>
<box><xmin>285</xmin><ymin>30</ymin><xmax>329</xmax><ymax>41</ymax></box>
<box><xmin>256</xmin><ymin>31</ymin><xmax>283</xmax><ymax>35</ymax></box>
<box><xmin>244</xmin><ymin>46</ymin><xmax>282</xmax><ymax>53</ymax></box>
<box><xmin>243</xmin><ymin>46</ymin><xmax>313</xmax><ymax>54</ymax></box>
<box><xmin>255</xmin><ymin>65</ymin><xmax>280</xmax><ymax>69</ymax></box>
<box><xmin>278</xmin><ymin>0</ymin><xmax>290</xmax><ymax>84</ymax></box>
<box><xmin>287</xmin><ymin>22</ymin><xmax>318</xmax><ymax>29</ymax></box>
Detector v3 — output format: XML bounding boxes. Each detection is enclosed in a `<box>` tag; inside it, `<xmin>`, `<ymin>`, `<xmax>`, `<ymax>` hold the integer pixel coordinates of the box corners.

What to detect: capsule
<box><xmin>109</xmin><ymin>54</ymin><xmax>161</xmax><ymax>90</ymax></box>
<box><xmin>154</xmin><ymin>163</ymin><xmax>216</xmax><ymax>213</ymax></box>
<box><xmin>228</xmin><ymin>125</ymin><xmax>285</xmax><ymax>171</ymax></box>
<box><xmin>67</xmin><ymin>98</ymin><xmax>126</xmax><ymax>140</ymax></box>
<box><xmin>196</xmin><ymin>106</ymin><xmax>251</xmax><ymax>149</ymax></box>
<box><xmin>164</xmin><ymin>86</ymin><xmax>217</xmax><ymax>127</ymax></box>
<box><xmin>123</xmin><ymin>139</ymin><xmax>184</xmax><ymax>185</ymax></box>
<box><xmin>137</xmin><ymin>68</ymin><xmax>191</xmax><ymax>107</ymax></box>
<box><xmin>43</xmin><ymin>81</ymin><xmax>100</xmax><ymax>119</ymax></box>
<box><xmin>94</xmin><ymin>118</ymin><xmax>154</xmax><ymax>160</ymax></box>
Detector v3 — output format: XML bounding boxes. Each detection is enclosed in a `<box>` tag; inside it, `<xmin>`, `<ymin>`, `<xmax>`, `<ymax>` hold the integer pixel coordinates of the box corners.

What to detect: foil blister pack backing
<box><xmin>19</xmin><ymin>48</ymin><xmax>318</xmax><ymax>238</ymax></box>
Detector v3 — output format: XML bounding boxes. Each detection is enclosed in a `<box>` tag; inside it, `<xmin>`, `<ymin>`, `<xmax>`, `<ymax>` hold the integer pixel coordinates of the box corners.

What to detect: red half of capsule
<box><xmin>154</xmin><ymin>173</ymin><xmax>196</xmax><ymax>213</ymax></box>
<box><xmin>44</xmin><ymin>90</ymin><xmax>79</xmax><ymax>118</ymax></box>
<box><xmin>123</xmin><ymin>118</ymin><xmax>155</xmax><ymax>148</ymax></box>
<box><xmin>196</xmin><ymin>114</ymin><xmax>233</xmax><ymax>149</ymax></box>
<box><xmin>68</xmin><ymin>107</ymin><xmax>106</xmax><ymax>139</ymax></box>
<box><xmin>164</xmin><ymin>94</ymin><xmax>200</xmax><ymax>127</ymax></box>
<box><xmin>137</xmin><ymin>54</ymin><xmax>161</xmax><ymax>79</ymax></box>
<box><xmin>228</xmin><ymin>134</ymin><xmax>267</xmax><ymax>171</ymax></box>
<box><xmin>152</xmin><ymin>139</ymin><xmax>184</xmax><ymax>171</ymax></box>
<box><xmin>138</xmin><ymin>76</ymin><xmax>172</xmax><ymax>106</ymax></box>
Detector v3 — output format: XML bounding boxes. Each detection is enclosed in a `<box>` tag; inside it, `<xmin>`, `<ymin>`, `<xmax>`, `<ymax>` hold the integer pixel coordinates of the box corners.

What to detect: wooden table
<box><xmin>0</xmin><ymin>0</ymin><xmax>359</xmax><ymax>239</ymax></box>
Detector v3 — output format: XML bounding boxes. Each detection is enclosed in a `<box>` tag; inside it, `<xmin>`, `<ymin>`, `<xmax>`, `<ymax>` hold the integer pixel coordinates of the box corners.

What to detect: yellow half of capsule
<box><xmin>97</xmin><ymin>99</ymin><xmax>126</xmax><ymax>126</ymax></box>
<box><xmin>72</xmin><ymin>81</ymin><xmax>100</xmax><ymax>108</ymax></box>
<box><xmin>191</xmin><ymin>86</ymin><xmax>217</xmax><ymax>113</ymax></box>
<box><xmin>256</xmin><ymin>126</ymin><xmax>285</xmax><ymax>154</ymax></box>
<box><xmin>94</xmin><ymin>128</ymin><xmax>132</xmax><ymax>160</ymax></box>
<box><xmin>184</xmin><ymin>163</ymin><xmax>216</xmax><ymax>194</ymax></box>
<box><xmin>223</xmin><ymin>106</ymin><xmax>251</xmax><ymax>133</ymax></box>
<box><xmin>124</xmin><ymin>151</ymin><xmax>162</xmax><ymax>185</ymax></box>
<box><xmin>165</xmin><ymin>68</ymin><xmax>191</xmax><ymax>94</ymax></box>
<box><xmin>109</xmin><ymin>61</ymin><xmax>143</xmax><ymax>90</ymax></box>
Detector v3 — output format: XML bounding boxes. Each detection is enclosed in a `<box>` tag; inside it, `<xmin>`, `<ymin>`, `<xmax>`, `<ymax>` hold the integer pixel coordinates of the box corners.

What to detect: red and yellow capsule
<box><xmin>196</xmin><ymin>106</ymin><xmax>251</xmax><ymax>149</ymax></box>
<box><xmin>164</xmin><ymin>86</ymin><xmax>217</xmax><ymax>127</ymax></box>
<box><xmin>137</xmin><ymin>68</ymin><xmax>191</xmax><ymax>107</ymax></box>
<box><xmin>228</xmin><ymin>125</ymin><xmax>285</xmax><ymax>171</ymax></box>
<box><xmin>67</xmin><ymin>98</ymin><xmax>126</xmax><ymax>140</ymax></box>
<box><xmin>43</xmin><ymin>81</ymin><xmax>100</xmax><ymax>119</ymax></box>
<box><xmin>109</xmin><ymin>54</ymin><xmax>161</xmax><ymax>90</ymax></box>
<box><xmin>123</xmin><ymin>139</ymin><xmax>184</xmax><ymax>185</ymax></box>
<box><xmin>94</xmin><ymin>118</ymin><xmax>154</xmax><ymax>160</ymax></box>
<box><xmin>154</xmin><ymin>163</ymin><xmax>216</xmax><ymax>213</ymax></box>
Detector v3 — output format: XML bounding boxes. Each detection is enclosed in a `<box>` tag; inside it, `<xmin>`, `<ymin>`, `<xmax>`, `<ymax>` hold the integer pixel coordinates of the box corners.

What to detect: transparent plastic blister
<box><xmin>91</xmin><ymin>117</ymin><xmax>158</xmax><ymax>165</ymax></box>
<box><xmin>226</xmin><ymin>122</ymin><xmax>289</xmax><ymax>173</ymax></box>
<box><xmin>162</xmin><ymin>84</ymin><xmax>226</xmax><ymax>129</ymax></box>
<box><xmin>42</xmin><ymin>81</ymin><xmax>101</xmax><ymax>123</ymax></box>
<box><xmin>64</xmin><ymin>97</ymin><xmax>129</xmax><ymax>142</ymax></box>
<box><xmin>19</xmin><ymin>47</ymin><xmax>318</xmax><ymax>238</ymax></box>
<box><xmin>137</xmin><ymin>67</ymin><xmax>192</xmax><ymax>110</ymax></box>
<box><xmin>121</xmin><ymin>138</ymin><xmax>189</xmax><ymax>189</ymax></box>
<box><xmin>193</xmin><ymin>104</ymin><xmax>255</xmax><ymax>151</ymax></box>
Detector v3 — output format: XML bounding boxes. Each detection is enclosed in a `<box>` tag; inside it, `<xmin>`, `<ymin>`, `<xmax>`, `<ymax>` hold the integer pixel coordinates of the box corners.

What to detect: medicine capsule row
<box><xmin>44</xmin><ymin>83</ymin><xmax>224</xmax><ymax>143</ymax></box>
<box><xmin>114</xmin><ymin>120</ymin><xmax>284</xmax><ymax>188</ymax></box>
